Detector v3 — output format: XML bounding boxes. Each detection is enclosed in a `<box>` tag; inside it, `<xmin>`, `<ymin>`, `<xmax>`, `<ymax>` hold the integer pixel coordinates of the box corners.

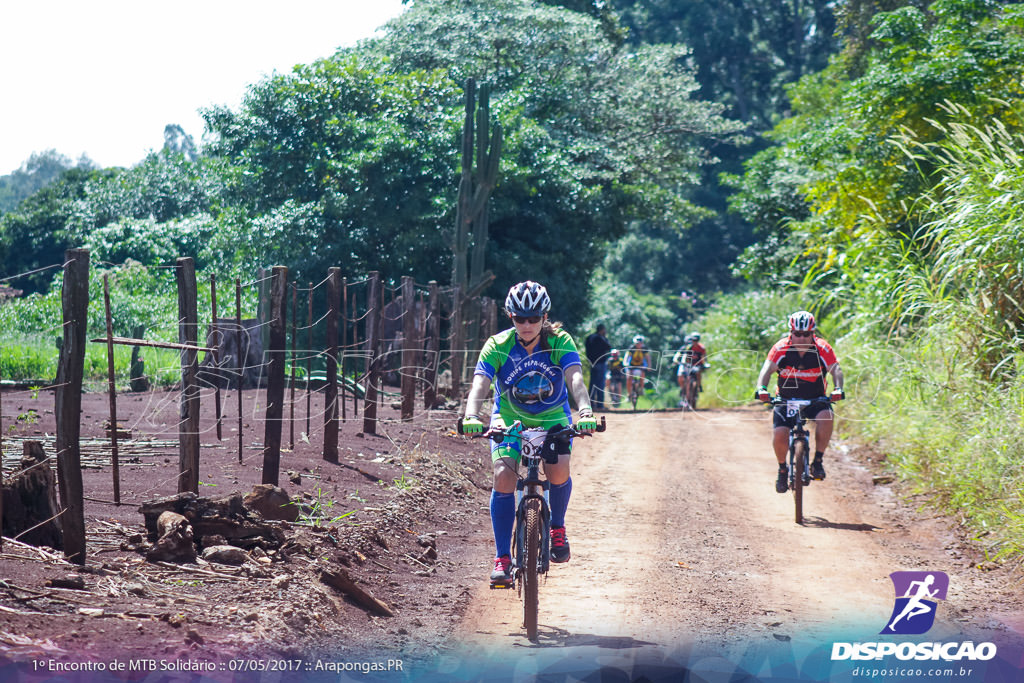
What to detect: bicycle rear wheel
<box><xmin>522</xmin><ymin>499</ymin><xmax>541</xmax><ymax>640</ymax></box>
<box><xmin>792</xmin><ymin>439</ymin><xmax>807</xmax><ymax>524</ymax></box>
<box><xmin>687</xmin><ymin>376</ymin><xmax>699</xmax><ymax>410</ymax></box>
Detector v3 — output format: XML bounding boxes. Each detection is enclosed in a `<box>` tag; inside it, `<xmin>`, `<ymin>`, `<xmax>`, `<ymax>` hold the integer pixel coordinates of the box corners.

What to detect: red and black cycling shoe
<box><xmin>490</xmin><ymin>555</ymin><xmax>513</xmax><ymax>586</ymax></box>
<box><xmin>550</xmin><ymin>526</ymin><xmax>571</xmax><ymax>563</ymax></box>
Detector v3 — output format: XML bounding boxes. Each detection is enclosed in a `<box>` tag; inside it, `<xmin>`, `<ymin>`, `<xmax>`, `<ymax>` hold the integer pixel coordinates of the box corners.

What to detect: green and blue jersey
<box><xmin>474</xmin><ymin>327</ymin><xmax>582</xmax><ymax>426</ymax></box>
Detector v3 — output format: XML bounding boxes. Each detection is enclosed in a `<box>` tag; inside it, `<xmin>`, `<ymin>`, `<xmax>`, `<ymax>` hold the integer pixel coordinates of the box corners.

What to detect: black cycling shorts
<box><xmin>772</xmin><ymin>400</ymin><xmax>832</xmax><ymax>429</ymax></box>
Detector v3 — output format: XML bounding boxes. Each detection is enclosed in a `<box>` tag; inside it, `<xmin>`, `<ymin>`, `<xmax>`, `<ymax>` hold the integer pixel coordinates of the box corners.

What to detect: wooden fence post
<box><xmin>306</xmin><ymin>282</ymin><xmax>313</xmax><ymax>438</ymax></box>
<box><xmin>176</xmin><ymin>257</ymin><xmax>200</xmax><ymax>494</ymax></box>
<box><xmin>423</xmin><ymin>281</ymin><xmax>441</xmax><ymax>409</ymax></box>
<box><xmin>484</xmin><ymin>296</ymin><xmax>498</xmax><ymax>341</ymax></box>
<box><xmin>211</xmin><ymin>274</ymin><xmax>223</xmax><ymax>441</ymax></box>
<box><xmin>400</xmin><ymin>276</ymin><xmax>416</xmax><ymax>421</ymax></box>
<box><xmin>55</xmin><ymin>248</ymin><xmax>89</xmax><ymax>564</ymax></box>
<box><xmin>449</xmin><ymin>286</ymin><xmax>464</xmax><ymax>399</ymax></box>
<box><xmin>102</xmin><ymin>274</ymin><xmax>121</xmax><ymax>504</ymax></box>
<box><xmin>324</xmin><ymin>268</ymin><xmax>340</xmax><ymax>462</ymax></box>
<box><xmin>289</xmin><ymin>283</ymin><xmax>297</xmax><ymax>450</ymax></box>
<box><xmin>341</xmin><ymin>277</ymin><xmax>348</xmax><ymax>421</ymax></box>
<box><xmin>235</xmin><ymin>278</ymin><xmax>243</xmax><ymax>463</ymax></box>
<box><xmin>362</xmin><ymin>271</ymin><xmax>381</xmax><ymax>435</ymax></box>
<box><xmin>350</xmin><ymin>281</ymin><xmax>360</xmax><ymax>418</ymax></box>
<box><xmin>262</xmin><ymin>266</ymin><xmax>288</xmax><ymax>486</ymax></box>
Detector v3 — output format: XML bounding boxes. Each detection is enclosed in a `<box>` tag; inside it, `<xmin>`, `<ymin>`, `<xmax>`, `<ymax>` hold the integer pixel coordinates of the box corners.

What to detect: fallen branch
<box><xmin>319</xmin><ymin>569</ymin><xmax>394</xmax><ymax>617</ymax></box>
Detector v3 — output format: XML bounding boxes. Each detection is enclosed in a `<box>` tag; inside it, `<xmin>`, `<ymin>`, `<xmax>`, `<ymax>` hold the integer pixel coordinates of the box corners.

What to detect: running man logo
<box><xmin>880</xmin><ymin>571</ymin><xmax>949</xmax><ymax>635</ymax></box>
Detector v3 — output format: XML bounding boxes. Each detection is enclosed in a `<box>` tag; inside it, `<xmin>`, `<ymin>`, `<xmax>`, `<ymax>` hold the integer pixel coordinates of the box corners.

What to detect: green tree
<box><xmin>370</xmin><ymin>0</ymin><xmax>744</xmax><ymax>322</ymax></box>
<box><xmin>734</xmin><ymin>0</ymin><xmax>1024</xmax><ymax>297</ymax></box>
<box><xmin>0</xmin><ymin>167</ymin><xmax>104</xmax><ymax>293</ymax></box>
<box><xmin>201</xmin><ymin>54</ymin><xmax>460</xmax><ymax>286</ymax></box>
<box><xmin>0</xmin><ymin>150</ymin><xmax>95</xmax><ymax>215</ymax></box>
<box><xmin>614</xmin><ymin>0</ymin><xmax>840</xmax><ymax>129</ymax></box>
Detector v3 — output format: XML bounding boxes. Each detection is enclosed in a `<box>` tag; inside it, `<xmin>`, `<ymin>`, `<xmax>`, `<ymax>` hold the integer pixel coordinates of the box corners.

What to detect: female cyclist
<box><xmin>461</xmin><ymin>281</ymin><xmax>597</xmax><ymax>585</ymax></box>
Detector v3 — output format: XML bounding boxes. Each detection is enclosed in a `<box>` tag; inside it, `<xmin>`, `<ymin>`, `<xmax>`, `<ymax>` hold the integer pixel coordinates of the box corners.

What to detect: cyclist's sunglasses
<box><xmin>791</xmin><ymin>330</ymin><xmax>814</xmax><ymax>337</ymax></box>
<box><xmin>512</xmin><ymin>315</ymin><xmax>542</xmax><ymax>324</ymax></box>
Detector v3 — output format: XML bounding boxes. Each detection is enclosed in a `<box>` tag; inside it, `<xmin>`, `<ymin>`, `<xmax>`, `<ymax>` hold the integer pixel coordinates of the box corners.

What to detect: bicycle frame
<box><xmin>771</xmin><ymin>397</ymin><xmax>832</xmax><ymax>524</ymax></box>
<box><xmin>514</xmin><ymin>436</ymin><xmax>553</xmax><ymax>578</ymax></box>
<box><xmin>458</xmin><ymin>416</ymin><xmax>605</xmax><ymax>640</ymax></box>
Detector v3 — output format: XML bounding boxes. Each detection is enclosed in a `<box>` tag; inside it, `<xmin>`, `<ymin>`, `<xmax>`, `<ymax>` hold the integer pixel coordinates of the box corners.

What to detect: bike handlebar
<box><xmin>457</xmin><ymin>416</ymin><xmax>606</xmax><ymax>440</ymax></box>
<box><xmin>767</xmin><ymin>396</ymin><xmax>834</xmax><ymax>408</ymax></box>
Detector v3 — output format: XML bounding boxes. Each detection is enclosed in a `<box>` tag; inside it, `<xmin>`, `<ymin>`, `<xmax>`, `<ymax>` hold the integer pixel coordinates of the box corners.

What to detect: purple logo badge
<box><xmin>881</xmin><ymin>571</ymin><xmax>949</xmax><ymax>635</ymax></box>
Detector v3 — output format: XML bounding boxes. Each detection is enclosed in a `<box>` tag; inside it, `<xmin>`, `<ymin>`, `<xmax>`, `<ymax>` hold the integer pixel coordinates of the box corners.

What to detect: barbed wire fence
<box><xmin>0</xmin><ymin>248</ymin><xmax>506</xmax><ymax>564</ymax></box>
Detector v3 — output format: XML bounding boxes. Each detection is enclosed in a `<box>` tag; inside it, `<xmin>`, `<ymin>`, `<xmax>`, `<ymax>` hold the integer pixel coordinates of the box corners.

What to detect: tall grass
<box><xmin>691</xmin><ymin>107</ymin><xmax>1024</xmax><ymax>561</ymax></box>
<box><xmin>0</xmin><ymin>261</ymin><xmax>252</xmax><ymax>387</ymax></box>
<box><xmin>695</xmin><ymin>288</ymin><xmax>1024</xmax><ymax>559</ymax></box>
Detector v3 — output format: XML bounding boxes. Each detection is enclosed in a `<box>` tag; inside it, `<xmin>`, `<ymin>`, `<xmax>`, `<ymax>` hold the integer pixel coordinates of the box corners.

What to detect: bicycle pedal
<box><xmin>489</xmin><ymin>580</ymin><xmax>515</xmax><ymax>590</ymax></box>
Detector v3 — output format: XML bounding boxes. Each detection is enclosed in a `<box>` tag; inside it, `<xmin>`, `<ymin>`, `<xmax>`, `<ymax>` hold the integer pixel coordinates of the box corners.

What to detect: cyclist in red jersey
<box><xmin>754</xmin><ymin>311</ymin><xmax>845</xmax><ymax>493</ymax></box>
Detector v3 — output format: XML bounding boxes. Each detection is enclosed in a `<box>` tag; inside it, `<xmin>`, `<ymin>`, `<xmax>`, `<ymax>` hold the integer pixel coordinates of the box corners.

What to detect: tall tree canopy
<box><xmin>614</xmin><ymin>0</ymin><xmax>840</xmax><ymax>129</ymax></box>
<box><xmin>367</xmin><ymin>0</ymin><xmax>744</xmax><ymax>322</ymax></box>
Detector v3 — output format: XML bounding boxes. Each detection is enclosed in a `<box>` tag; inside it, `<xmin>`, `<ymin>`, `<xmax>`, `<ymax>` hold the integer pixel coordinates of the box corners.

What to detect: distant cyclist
<box><xmin>672</xmin><ymin>333</ymin><xmax>707</xmax><ymax>408</ymax></box>
<box><xmin>461</xmin><ymin>281</ymin><xmax>597</xmax><ymax>586</ymax></box>
<box><xmin>623</xmin><ymin>335</ymin><xmax>650</xmax><ymax>401</ymax></box>
<box><xmin>605</xmin><ymin>349</ymin><xmax>625</xmax><ymax>407</ymax></box>
<box><xmin>755</xmin><ymin>311</ymin><xmax>844</xmax><ymax>493</ymax></box>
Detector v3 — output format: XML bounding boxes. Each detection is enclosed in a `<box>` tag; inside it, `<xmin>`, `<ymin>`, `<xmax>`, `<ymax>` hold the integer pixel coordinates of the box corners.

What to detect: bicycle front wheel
<box><xmin>522</xmin><ymin>498</ymin><xmax>541</xmax><ymax>640</ymax></box>
<box><xmin>792</xmin><ymin>438</ymin><xmax>807</xmax><ymax>524</ymax></box>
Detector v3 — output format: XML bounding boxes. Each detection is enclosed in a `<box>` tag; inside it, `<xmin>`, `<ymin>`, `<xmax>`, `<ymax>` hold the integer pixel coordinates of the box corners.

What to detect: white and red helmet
<box><xmin>789</xmin><ymin>310</ymin><xmax>816</xmax><ymax>333</ymax></box>
<box><xmin>505</xmin><ymin>281</ymin><xmax>551</xmax><ymax>317</ymax></box>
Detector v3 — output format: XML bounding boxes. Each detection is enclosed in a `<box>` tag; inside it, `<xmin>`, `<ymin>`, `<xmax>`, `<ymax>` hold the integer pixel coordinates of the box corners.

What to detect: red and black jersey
<box><xmin>766</xmin><ymin>335</ymin><xmax>838</xmax><ymax>399</ymax></box>
<box><xmin>681</xmin><ymin>342</ymin><xmax>707</xmax><ymax>366</ymax></box>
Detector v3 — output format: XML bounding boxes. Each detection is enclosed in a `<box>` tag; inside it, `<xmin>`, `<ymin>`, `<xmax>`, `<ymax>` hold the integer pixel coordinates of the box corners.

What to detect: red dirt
<box><xmin>0</xmin><ymin>384</ymin><xmax>490</xmax><ymax>674</ymax></box>
<box><xmin>2</xmin><ymin>388</ymin><xmax>1023</xmax><ymax>682</ymax></box>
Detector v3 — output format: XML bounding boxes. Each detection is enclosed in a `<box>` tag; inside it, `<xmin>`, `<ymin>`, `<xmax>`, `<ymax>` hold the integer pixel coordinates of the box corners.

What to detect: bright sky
<box><xmin>1</xmin><ymin>0</ymin><xmax>406</xmax><ymax>174</ymax></box>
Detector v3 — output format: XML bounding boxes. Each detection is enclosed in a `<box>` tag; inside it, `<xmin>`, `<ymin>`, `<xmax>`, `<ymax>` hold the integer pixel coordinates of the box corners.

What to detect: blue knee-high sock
<box><xmin>490</xmin><ymin>491</ymin><xmax>516</xmax><ymax>558</ymax></box>
<box><xmin>549</xmin><ymin>478</ymin><xmax>572</xmax><ymax>528</ymax></box>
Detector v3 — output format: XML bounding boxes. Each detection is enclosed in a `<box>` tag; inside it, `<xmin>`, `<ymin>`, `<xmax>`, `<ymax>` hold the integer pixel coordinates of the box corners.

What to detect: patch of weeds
<box><xmin>8</xmin><ymin>409</ymin><xmax>40</xmax><ymax>433</ymax></box>
<box><xmin>294</xmin><ymin>487</ymin><xmax>356</xmax><ymax>526</ymax></box>
<box><xmin>392</xmin><ymin>473</ymin><xmax>417</xmax><ymax>490</ymax></box>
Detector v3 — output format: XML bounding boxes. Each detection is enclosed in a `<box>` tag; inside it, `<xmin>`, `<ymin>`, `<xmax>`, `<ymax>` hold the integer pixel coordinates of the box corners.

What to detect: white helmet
<box><xmin>505</xmin><ymin>281</ymin><xmax>551</xmax><ymax>317</ymax></box>
<box><xmin>789</xmin><ymin>310</ymin><xmax>816</xmax><ymax>332</ymax></box>
<box><xmin>632</xmin><ymin>335</ymin><xmax>645</xmax><ymax>344</ymax></box>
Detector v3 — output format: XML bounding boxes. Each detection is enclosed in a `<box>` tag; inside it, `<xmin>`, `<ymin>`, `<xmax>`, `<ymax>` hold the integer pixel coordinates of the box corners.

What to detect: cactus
<box><xmin>452</xmin><ymin>78</ymin><xmax>502</xmax><ymax>304</ymax></box>
<box><xmin>451</xmin><ymin>79</ymin><xmax>502</xmax><ymax>389</ymax></box>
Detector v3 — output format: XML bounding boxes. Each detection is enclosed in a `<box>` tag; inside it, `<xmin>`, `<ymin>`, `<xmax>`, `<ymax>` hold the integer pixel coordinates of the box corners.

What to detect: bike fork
<box><xmin>789</xmin><ymin>435</ymin><xmax>811</xmax><ymax>487</ymax></box>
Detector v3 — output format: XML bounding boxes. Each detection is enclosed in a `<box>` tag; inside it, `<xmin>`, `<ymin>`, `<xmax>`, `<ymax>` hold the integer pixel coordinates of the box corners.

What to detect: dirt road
<box><xmin>445</xmin><ymin>408</ymin><xmax>1024</xmax><ymax>678</ymax></box>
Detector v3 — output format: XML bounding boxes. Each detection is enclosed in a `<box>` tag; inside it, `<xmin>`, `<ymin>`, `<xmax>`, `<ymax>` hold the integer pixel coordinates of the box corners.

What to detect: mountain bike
<box><xmin>458</xmin><ymin>416</ymin><xmax>606</xmax><ymax>641</ymax></box>
<box><xmin>627</xmin><ymin>369</ymin><xmax>646</xmax><ymax>411</ymax></box>
<box><xmin>605</xmin><ymin>369</ymin><xmax>624</xmax><ymax>408</ymax></box>
<box><xmin>678</xmin><ymin>362</ymin><xmax>701</xmax><ymax>410</ymax></box>
<box><xmin>770</xmin><ymin>396</ymin><xmax>833</xmax><ymax>524</ymax></box>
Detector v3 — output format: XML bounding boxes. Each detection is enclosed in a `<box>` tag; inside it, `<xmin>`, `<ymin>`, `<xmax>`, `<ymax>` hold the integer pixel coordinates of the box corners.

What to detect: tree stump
<box><xmin>2</xmin><ymin>441</ymin><xmax>63</xmax><ymax>550</ymax></box>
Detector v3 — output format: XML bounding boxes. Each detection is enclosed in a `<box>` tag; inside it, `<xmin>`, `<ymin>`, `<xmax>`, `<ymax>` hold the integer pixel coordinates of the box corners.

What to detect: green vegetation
<box><xmin>4</xmin><ymin>0</ymin><xmax>1024</xmax><ymax>558</ymax></box>
<box><xmin>295</xmin><ymin>487</ymin><xmax>356</xmax><ymax>527</ymax></box>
